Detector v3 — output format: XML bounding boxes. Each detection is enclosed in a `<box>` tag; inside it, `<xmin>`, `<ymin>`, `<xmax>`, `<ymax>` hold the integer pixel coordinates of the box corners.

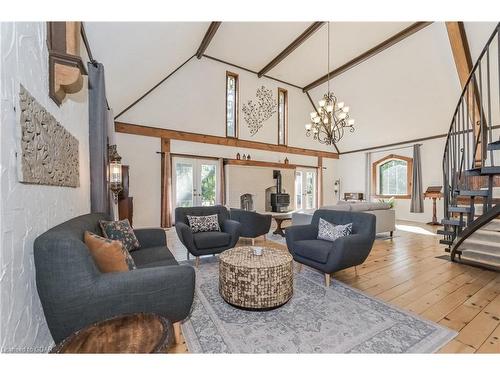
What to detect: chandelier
<box><xmin>305</xmin><ymin>22</ymin><xmax>355</xmax><ymax>145</ymax></box>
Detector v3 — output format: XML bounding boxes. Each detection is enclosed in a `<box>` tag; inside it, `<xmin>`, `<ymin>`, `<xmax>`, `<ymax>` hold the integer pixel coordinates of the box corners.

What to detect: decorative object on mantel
<box><xmin>108</xmin><ymin>145</ymin><xmax>123</xmax><ymax>204</ymax></box>
<box><xmin>424</xmin><ymin>186</ymin><xmax>443</xmax><ymax>226</ymax></box>
<box><xmin>47</xmin><ymin>22</ymin><xmax>87</xmax><ymax>106</ymax></box>
<box><xmin>18</xmin><ymin>85</ymin><xmax>80</xmax><ymax>187</ymax></box>
<box><xmin>284</xmin><ymin>157</ymin><xmax>289</xmax><ymax>164</ymax></box>
<box><xmin>242</xmin><ymin>86</ymin><xmax>277</xmax><ymax>136</ymax></box>
<box><xmin>305</xmin><ymin>22</ymin><xmax>355</xmax><ymax>145</ymax></box>
<box><xmin>242</xmin><ymin>154</ymin><xmax>247</xmax><ymax>160</ymax></box>
<box><xmin>247</xmin><ymin>154</ymin><xmax>251</xmax><ymax>160</ymax></box>
<box><xmin>236</xmin><ymin>152</ymin><xmax>241</xmax><ymax>160</ymax></box>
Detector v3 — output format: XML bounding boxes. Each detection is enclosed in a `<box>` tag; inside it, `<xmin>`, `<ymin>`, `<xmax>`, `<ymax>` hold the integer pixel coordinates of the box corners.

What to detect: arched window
<box><xmin>372</xmin><ymin>154</ymin><xmax>413</xmax><ymax>198</ymax></box>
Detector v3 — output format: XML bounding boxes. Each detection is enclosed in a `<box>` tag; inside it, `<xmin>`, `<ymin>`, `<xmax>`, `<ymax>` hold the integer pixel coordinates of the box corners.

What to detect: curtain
<box><xmin>410</xmin><ymin>144</ymin><xmax>424</xmax><ymax>213</ymax></box>
<box><xmin>88</xmin><ymin>62</ymin><xmax>111</xmax><ymax>216</ymax></box>
<box><xmin>364</xmin><ymin>152</ymin><xmax>372</xmax><ymax>202</ymax></box>
<box><xmin>219</xmin><ymin>158</ymin><xmax>226</xmax><ymax>205</ymax></box>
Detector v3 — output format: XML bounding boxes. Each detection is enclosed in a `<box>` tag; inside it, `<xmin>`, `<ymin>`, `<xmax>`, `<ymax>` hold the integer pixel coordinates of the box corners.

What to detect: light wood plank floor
<box><xmin>166</xmin><ymin>221</ymin><xmax>500</xmax><ymax>354</ymax></box>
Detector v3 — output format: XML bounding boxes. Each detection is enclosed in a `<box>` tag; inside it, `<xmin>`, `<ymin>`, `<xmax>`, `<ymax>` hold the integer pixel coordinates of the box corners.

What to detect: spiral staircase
<box><xmin>440</xmin><ymin>23</ymin><xmax>500</xmax><ymax>271</ymax></box>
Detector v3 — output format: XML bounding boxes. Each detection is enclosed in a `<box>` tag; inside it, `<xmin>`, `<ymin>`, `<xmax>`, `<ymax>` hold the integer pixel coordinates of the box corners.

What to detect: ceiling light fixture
<box><xmin>305</xmin><ymin>22</ymin><xmax>355</xmax><ymax>145</ymax></box>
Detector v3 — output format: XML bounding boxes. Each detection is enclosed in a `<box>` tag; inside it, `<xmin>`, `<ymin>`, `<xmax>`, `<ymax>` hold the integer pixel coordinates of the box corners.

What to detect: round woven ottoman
<box><xmin>219</xmin><ymin>246</ymin><xmax>293</xmax><ymax>310</ymax></box>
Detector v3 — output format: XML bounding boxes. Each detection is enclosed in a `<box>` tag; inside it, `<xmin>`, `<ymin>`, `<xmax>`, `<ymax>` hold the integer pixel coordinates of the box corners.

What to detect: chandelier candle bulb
<box><xmin>342</xmin><ymin>106</ymin><xmax>349</xmax><ymax>113</ymax></box>
<box><xmin>319</xmin><ymin>99</ymin><xmax>326</xmax><ymax>107</ymax></box>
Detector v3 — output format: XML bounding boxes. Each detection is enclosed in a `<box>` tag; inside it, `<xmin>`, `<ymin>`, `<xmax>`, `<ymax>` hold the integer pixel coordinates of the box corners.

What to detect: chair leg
<box><xmin>325</xmin><ymin>273</ymin><xmax>331</xmax><ymax>287</ymax></box>
<box><xmin>195</xmin><ymin>257</ymin><xmax>200</xmax><ymax>268</ymax></box>
<box><xmin>296</xmin><ymin>262</ymin><xmax>302</xmax><ymax>273</ymax></box>
<box><xmin>251</xmin><ymin>238</ymin><xmax>255</xmax><ymax>246</ymax></box>
<box><xmin>173</xmin><ymin>322</ymin><xmax>182</xmax><ymax>345</ymax></box>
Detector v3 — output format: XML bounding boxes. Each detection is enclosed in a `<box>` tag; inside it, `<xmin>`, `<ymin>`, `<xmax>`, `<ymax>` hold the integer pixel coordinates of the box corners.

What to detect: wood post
<box><xmin>317</xmin><ymin>156</ymin><xmax>323</xmax><ymax>207</ymax></box>
<box><xmin>160</xmin><ymin>138</ymin><xmax>172</xmax><ymax>228</ymax></box>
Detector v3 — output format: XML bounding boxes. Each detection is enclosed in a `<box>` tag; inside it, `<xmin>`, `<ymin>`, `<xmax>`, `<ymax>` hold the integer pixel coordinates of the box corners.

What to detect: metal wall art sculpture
<box><xmin>18</xmin><ymin>85</ymin><xmax>80</xmax><ymax>187</ymax></box>
<box><xmin>242</xmin><ymin>86</ymin><xmax>277</xmax><ymax>136</ymax></box>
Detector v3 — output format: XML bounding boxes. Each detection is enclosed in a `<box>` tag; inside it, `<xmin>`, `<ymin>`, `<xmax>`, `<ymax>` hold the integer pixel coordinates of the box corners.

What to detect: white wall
<box><xmin>0</xmin><ymin>23</ymin><xmax>90</xmax><ymax>352</ymax></box>
<box><xmin>332</xmin><ymin>137</ymin><xmax>447</xmax><ymax>223</ymax></box>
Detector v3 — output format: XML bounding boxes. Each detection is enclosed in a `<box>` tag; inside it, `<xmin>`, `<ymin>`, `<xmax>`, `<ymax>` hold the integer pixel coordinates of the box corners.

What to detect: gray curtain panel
<box><xmin>88</xmin><ymin>62</ymin><xmax>111</xmax><ymax>215</ymax></box>
<box><xmin>410</xmin><ymin>144</ymin><xmax>424</xmax><ymax>213</ymax></box>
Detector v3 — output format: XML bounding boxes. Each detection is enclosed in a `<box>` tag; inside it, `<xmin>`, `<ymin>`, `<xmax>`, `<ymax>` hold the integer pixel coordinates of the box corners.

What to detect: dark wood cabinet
<box><xmin>118</xmin><ymin>165</ymin><xmax>133</xmax><ymax>226</ymax></box>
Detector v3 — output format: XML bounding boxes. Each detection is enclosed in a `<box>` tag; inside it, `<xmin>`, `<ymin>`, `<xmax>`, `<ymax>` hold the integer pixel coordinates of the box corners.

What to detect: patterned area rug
<box><xmin>181</xmin><ymin>257</ymin><xmax>456</xmax><ymax>353</ymax></box>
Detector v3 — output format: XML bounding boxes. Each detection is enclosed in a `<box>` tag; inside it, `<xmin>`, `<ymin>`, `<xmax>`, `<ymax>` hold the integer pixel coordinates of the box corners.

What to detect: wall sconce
<box><xmin>108</xmin><ymin>145</ymin><xmax>122</xmax><ymax>204</ymax></box>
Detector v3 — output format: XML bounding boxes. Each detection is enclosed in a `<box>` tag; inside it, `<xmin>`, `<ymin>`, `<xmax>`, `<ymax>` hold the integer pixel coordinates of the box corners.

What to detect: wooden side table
<box><xmin>273</xmin><ymin>215</ymin><xmax>292</xmax><ymax>237</ymax></box>
<box><xmin>50</xmin><ymin>313</ymin><xmax>174</xmax><ymax>353</ymax></box>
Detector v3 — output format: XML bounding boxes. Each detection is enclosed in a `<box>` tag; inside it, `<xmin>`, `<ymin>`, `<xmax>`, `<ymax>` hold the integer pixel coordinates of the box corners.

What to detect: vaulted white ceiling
<box><xmin>84</xmin><ymin>21</ymin><xmax>498</xmax><ymax>152</ymax></box>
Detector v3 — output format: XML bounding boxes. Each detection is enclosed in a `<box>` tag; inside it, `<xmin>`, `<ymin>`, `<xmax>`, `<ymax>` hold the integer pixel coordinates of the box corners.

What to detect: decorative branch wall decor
<box><xmin>18</xmin><ymin>85</ymin><xmax>80</xmax><ymax>187</ymax></box>
<box><xmin>242</xmin><ymin>86</ymin><xmax>277</xmax><ymax>136</ymax></box>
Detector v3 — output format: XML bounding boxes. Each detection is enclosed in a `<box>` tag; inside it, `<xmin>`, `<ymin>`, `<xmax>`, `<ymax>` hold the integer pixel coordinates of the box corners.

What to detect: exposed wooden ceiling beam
<box><xmin>302</xmin><ymin>22</ymin><xmax>433</xmax><ymax>92</ymax></box>
<box><xmin>257</xmin><ymin>22</ymin><xmax>325</xmax><ymax>77</ymax></box>
<box><xmin>196</xmin><ymin>22</ymin><xmax>222</xmax><ymax>59</ymax></box>
<box><xmin>115</xmin><ymin>121</ymin><xmax>339</xmax><ymax>159</ymax></box>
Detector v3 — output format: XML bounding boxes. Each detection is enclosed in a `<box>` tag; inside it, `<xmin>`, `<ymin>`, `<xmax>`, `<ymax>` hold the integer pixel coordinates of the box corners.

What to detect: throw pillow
<box><xmin>317</xmin><ymin>218</ymin><xmax>353</xmax><ymax>242</ymax></box>
<box><xmin>99</xmin><ymin>219</ymin><xmax>140</xmax><ymax>252</ymax></box>
<box><xmin>187</xmin><ymin>214</ymin><xmax>221</xmax><ymax>233</ymax></box>
<box><xmin>84</xmin><ymin>231</ymin><xmax>136</xmax><ymax>272</ymax></box>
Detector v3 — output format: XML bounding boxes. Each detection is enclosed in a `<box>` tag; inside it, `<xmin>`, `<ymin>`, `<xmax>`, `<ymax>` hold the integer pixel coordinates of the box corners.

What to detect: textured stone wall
<box><xmin>0</xmin><ymin>22</ymin><xmax>90</xmax><ymax>352</ymax></box>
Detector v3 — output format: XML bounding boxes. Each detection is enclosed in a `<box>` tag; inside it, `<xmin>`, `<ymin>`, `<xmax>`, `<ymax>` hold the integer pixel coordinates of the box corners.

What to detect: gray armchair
<box><xmin>230</xmin><ymin>208</ymin><xmax>272</xmax><ymax>245</ymax></box>
<box><xmin>285</xmin><ymin>209</ymin><xmax>376</xmax><ymax>287</ymax></box>
<box><xmin>34</xmin><ymin>213</ymin><xmax>195</xmax><ymax>344</ymax></box>
<box><xmin>175</xmin><ymin>205</ymin><xmax>240</xmax><ymax>266</ymax></box>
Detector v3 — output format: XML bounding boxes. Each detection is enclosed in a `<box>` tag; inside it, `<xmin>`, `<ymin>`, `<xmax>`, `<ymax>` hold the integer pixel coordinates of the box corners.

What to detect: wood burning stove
<box><xmin>270</xmin><ymin>170</ymin><xmax>290</xmax><ymax>213</ymax></box>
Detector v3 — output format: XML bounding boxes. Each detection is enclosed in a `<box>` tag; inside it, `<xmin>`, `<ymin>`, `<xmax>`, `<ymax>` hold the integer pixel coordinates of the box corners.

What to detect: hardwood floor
<box><xmin>166</xmin><ymin>221</ymin><xmax>500</xmax><ymax>354</ymax></box>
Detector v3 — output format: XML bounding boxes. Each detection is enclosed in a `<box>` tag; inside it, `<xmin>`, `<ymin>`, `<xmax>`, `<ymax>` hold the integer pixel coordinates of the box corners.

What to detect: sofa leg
<box><xmin>195</xmin><ymin>257</ymin><xmax>200</xmax><ymax>268</ymax></box>
<box><xmin>325</xmin><ymin>273</ymin><xmax>331</xmax><ymax>287</ymax></box>
<box><xmin>173</xmin><ymin>322</ymin><xmax>182</xmax><ymax>345</ymax></box>
<box><xmin>186</xmin><ymin>251</ymin><xmax>190</xmax><ymax>260</ymax></box>
<box><xmin>354</xmin><ymin>266</ymin><xmax>358</xmax><ymax>276</ymax></box>
<box><xmin>390</xmin><ymin>231</ymin><xmax>394</xmax><ymax>238</ymax></box>
<box><xmin>263</xmin><ymin>234</ymin><xmax>267</xmax><ymax>241</ymax></box>
<box><xmin>251</xmin><ymin>238</ymin><xmax>255</xmax><ymax>246</ymax></box>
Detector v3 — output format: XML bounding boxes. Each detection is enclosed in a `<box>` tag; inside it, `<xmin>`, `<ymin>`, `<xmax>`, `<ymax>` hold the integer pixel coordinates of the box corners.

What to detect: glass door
<box><xmin>295</xmin><ymin>168</ymin><xmax>317</xmax><ymax>210</ymax></box>
<box><xmin>172</xmin><ymin>157</ymin><xmax>219</xmax><ymax>208</ymax></box>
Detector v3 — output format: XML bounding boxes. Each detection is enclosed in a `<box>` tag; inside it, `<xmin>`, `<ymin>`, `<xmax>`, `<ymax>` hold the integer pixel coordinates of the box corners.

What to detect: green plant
<box><xmin>378</xmin><ymin>196</ymin><xmax>396</xmax><ymax>208</ymax></box>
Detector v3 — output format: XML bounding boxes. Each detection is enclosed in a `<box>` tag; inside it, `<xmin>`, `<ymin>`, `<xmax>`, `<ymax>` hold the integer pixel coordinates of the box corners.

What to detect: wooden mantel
<box><xmin>224</xmin><ymin>159</ymin><xmax>296</xmax><ymax>169</ymax></box>
<box><xmin>115</xmin><ymin>121</ymin><xmax>339</xmax><ymax>159</ymax></box>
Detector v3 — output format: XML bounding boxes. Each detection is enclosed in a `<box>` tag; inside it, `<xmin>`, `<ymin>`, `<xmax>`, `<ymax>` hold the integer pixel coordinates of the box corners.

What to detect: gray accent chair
<box><xmin>230</xmin><ymin>208</ymin><xmax>272</xmax><ymax>245</ymax></box>
<box><xmin>34</xmin><ymin>213</ymin><xmax>195</xmax><ymax>344</ymax></box>
<box><xmin>285</xmin><ymin>209</ymin><xmax>376</xmax><ymax>287</ymax></box>
<box><xmin>175</xmin><ymin>205</ymin><xmax>240</xmax><ymax>266</ymax></box>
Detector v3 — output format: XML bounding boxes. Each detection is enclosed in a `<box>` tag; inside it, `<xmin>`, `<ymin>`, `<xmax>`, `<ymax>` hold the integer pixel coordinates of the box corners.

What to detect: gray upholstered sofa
<box><xmin>34</xmin><ymin>213</ymin><xmax>195</xmax><ymax>344</ymax></box>
<box><xmin>292</xmin><ymin>201</ymin><xmax>395</xmax><ymax>236</ymax></box>
<box><xmin>230</xmin><ymin>208</ymin><xmax>272</xmax><ymax>245</ymax></box>
<box><xmin>175</xmin><ymin>205</ymin><xmax>240</xmax><ymax>265</ymax></box>
<box><xmin>286</xmin><ymin>209</ymin><xmax>376</xmax><ymax>287</ymax></box>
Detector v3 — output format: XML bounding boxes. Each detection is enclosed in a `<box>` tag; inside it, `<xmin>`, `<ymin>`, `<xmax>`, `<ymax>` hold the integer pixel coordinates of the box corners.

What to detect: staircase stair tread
<box><xmin>480</xmin><ymin>166</ymin><xmax>500</xmax><ymax>174</ymax></box>
<box><xmin>455</xmin><ymin>189</ymin><xmax>490</xmax><ymax>197</ymax></box>
<box><xmin>458</xmin><ymin>255</ymin><xmax>500</xmax><ymax>271</ymax></box>
<box><xmin>448</xmin><ymin>206</ymin><xmax>472</xmax><ymax>213</ymax></box>
<box><xmin>437</xmin><ymin>229</ymin><xmax>455</xmax><ymax>236</ymax></box>
<box><xmin>439</xmin><ymin>239</ymin><xmax>454</xmax><ymax>246</ymax></box>
<box><xmin>441</xmin><ymin>219</ymin><xmax>465</xmax><ymax>226</ymax></box>
<box><xmin>487</xmin><ymin>140</ymin><xmax>500</xmax><ymax>150</ymax></box>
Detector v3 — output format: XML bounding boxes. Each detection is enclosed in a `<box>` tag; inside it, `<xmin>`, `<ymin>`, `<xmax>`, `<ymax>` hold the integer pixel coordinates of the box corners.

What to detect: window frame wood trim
<box><xmin>277</xmin><ymin>87</ymin><xmax>288</xmax><ymax>146</ymax></box>
<box><xmin>225</xmin><ymin>71</ymin><xmax>239</xmax><ymax>139</ymax></box>
<box><xmin>372</xmin><ymin>154</ymin><xmax>413</xmax><ymax>199</ymax></box>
